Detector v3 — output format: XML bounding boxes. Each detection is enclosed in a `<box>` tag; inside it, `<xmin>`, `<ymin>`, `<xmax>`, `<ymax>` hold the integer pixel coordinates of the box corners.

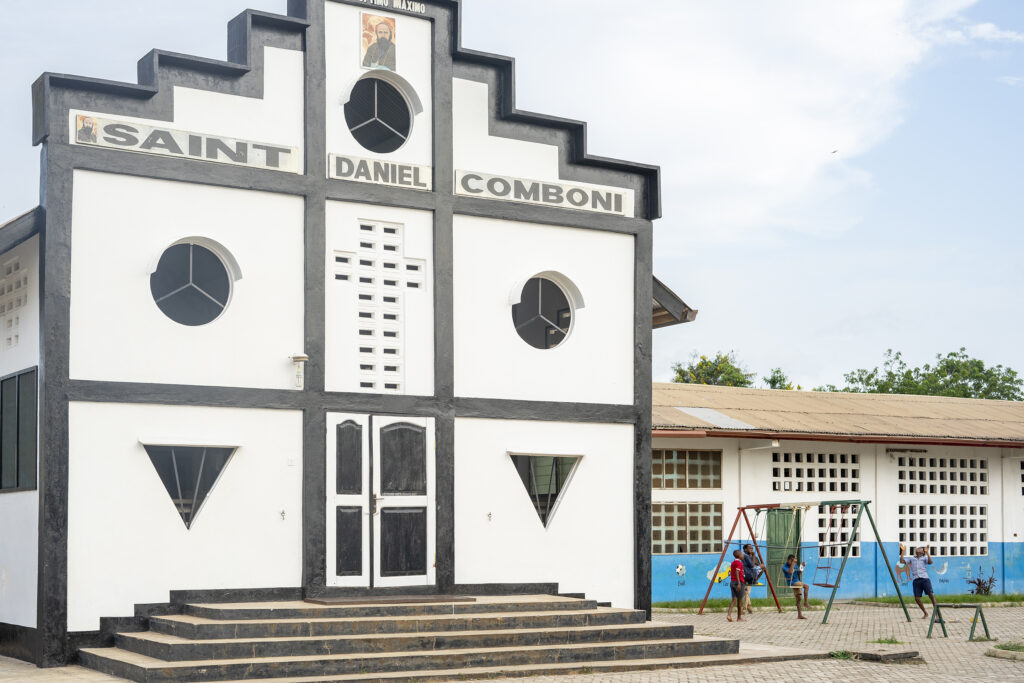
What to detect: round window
<box><xmin>344</xmin><ymin>77</ymin><xmax>412</xmax><ymax>153</ymax></box>
<box><xmin>150</xmin><ymin>242</ymin><xmax>231</xmax><ymax>326</ymax></box>
<box><xmin>511</xmin><ymin>277</ymin><xmax>573</xmax><ymax>349</ymax></box>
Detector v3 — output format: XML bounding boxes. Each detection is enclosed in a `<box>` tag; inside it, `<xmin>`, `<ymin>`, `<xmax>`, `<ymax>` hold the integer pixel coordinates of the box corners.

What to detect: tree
<box><xmin>672</xmin><ymin>352</ymin><xmax>755</xmax><ymax>387</ymax></box>
<box><xmin>817</xmin><ymin>348</ymin><xmax>1023</xmax><ymax>401</ymax></box>
<box><xmin>763</xmin><ymin>368</ymin><xmax>798</xmax><ymax>390</ymax></box>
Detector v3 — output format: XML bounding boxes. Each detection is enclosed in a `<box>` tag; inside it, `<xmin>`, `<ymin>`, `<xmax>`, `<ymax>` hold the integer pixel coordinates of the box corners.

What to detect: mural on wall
<box><xmin>361</xmin><ymin>13</ymin><xmax>397</xmax><ymax>71</ymax></box>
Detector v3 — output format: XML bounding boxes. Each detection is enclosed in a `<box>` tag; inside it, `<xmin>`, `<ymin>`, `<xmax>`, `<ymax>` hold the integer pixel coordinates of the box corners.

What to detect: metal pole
<box><xmin>699</xmin><ymin>509</ymin><xmax>742</xmax><ymax>615</ymax></box>
<box><xmin>742</xmin><ymin>509</ymin><xmax>782</xmax><ymax>612</ymax></box>
<box><xmin>821</xmin><ymin>505</ymin><xmax>862</xmax><ymax>624</ymax></box>
<box><xmin>865</xmin><ymin>502</ymin><xmax>911</xmax><ymax>622</ymax></box>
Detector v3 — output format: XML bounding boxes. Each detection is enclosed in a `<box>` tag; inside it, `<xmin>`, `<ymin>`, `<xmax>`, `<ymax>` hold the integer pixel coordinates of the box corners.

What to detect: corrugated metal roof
<box><xmin>653</xmin><ymin>383</ymin><xmax>1024</xmax><ymax>443</ymax></box>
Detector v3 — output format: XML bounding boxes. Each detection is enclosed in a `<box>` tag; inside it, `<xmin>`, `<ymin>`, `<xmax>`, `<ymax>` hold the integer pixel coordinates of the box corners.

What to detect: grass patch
<box><xmin>829</xmin><ymin>650</ymin><xmax>853</xmax><ymax>659</ymax></box>
<box><xmin>864</xmin><ymin>593</ymin><xmax>1024</xmax><ymax>604</ymax></box>
<box><xmin>995</xmin><ymin>642</ymin><xmax>1024</xmax><ymax>652</ymax></box>
<box><xmin>654</xmin><ymin>597</ymin><xmax>826</xmax><ymax>610</ymax></box>
<box><xmin>868</xmin><ymin>636</ymin><xmax>904</xmax><ymax>644</ymax></box>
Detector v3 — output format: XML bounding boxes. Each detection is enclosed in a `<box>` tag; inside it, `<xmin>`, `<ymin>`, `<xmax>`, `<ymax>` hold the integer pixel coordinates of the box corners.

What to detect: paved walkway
<box><xmin>1</xmin><ymin>604</ymin><xmax>1021</xmax><ymax>682</ymax></box>
<box><xmin>510</xmin><ymin>604</ymin><xmax>1024</xmax><ymax>682</ymax></box>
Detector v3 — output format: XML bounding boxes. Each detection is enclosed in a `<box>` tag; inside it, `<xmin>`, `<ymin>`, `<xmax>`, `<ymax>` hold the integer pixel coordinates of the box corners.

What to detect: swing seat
<box><xmin>813</xmin><ymin>582</ymin><xmax>836</xmax><ymax>588</ymax></box>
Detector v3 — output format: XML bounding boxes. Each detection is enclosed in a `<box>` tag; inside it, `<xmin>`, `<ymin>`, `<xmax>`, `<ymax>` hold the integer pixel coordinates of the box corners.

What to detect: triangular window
<box><xmin>143</xmin><ymin>445</ymin><xmax>235</xmax><ymax>529</ymax></box>
<box><xmin>509</xmin><ymin>454</ymin><xmax>580</xmax><ymax>527</ymax></box>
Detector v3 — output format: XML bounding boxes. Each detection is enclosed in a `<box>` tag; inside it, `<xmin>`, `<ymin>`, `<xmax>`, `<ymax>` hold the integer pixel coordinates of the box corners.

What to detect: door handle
<box><xmin>371</xmin><ymin>494</ymin><xmax>380</xmax><ymax>516</ymax></box>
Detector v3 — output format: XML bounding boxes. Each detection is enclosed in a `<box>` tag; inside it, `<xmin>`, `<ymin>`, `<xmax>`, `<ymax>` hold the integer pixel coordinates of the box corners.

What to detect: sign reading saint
<box><xmin>361</xmin><ymin>13</ymin><xmax>396</xmax><ymax>71</ymax></box>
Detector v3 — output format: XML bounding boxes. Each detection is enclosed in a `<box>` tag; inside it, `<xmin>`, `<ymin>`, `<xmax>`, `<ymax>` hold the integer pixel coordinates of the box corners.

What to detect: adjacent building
<box><xmin>651</xmin><ymin>383</ymin><xmax>1024</xmax><ymax>603</ymax></box>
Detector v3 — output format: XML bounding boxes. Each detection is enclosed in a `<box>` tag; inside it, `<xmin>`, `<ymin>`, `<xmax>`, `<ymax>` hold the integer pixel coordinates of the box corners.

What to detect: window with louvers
<box><xmin>0</xmin><ymin>368</ymin><xmax>37</xmax><ymax>493</ymax></box>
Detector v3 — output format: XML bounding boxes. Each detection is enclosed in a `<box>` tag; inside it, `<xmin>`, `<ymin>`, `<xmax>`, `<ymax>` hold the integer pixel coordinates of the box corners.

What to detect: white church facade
<box><xmin>0</xmin><ymin>0</ymin><xmax>693</xmax><ymax>667</ymax></box>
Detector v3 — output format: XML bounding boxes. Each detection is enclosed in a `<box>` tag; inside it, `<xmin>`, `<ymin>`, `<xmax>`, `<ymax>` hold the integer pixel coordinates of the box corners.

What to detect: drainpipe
<box><xmin>1001</xmin><ymin>449</ymin><xmax>1006</xmax><ymax>595</ymax></box>
<box><xmin>874</xmin><ymin>444</ymin><xmax>880</xmax><ymax>598</ymax></box>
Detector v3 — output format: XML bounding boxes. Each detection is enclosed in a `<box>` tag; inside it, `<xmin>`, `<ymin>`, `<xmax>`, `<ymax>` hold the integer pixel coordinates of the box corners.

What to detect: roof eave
<box><xmin>652</xmin><ymin>276</ymin><xmax>697</xmax><ymax>328</ymax></box>
<box><xmin>651</xmin><ymin>427</ymin><xmax>1024</xmax><ymax>450</ymax></box>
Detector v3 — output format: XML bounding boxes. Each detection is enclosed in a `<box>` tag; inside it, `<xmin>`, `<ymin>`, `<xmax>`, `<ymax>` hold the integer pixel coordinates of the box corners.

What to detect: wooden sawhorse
<box><xmin>927</xmin><ymin>603</ymin><xmax>991</xmax><ymax>641</ymax></box>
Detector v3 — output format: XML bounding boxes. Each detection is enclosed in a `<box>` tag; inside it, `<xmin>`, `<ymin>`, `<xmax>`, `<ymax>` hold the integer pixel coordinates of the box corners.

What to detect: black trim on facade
<box><xmin>25</xmin><ymin>0</ymin><xmax>663</xmax><ymax>664</ymax></box>
<box><xmin>37</xmin><ymin>144</ymin><xmax>73</xmax><ymax>667</ymax></box>
<box><xmin>66</xmin><ymin>380</ymin><xmax>636</xmax><ymax>424</ymax></box>
<box><xmin>634</xmin><ymin>228</ymin><xmax>654</xmax><ymax>618</ymax></box>
<box><xmin>0</xmin><ymin>622</ymin><xmax>38</xmax><ymax>664</ymax></box>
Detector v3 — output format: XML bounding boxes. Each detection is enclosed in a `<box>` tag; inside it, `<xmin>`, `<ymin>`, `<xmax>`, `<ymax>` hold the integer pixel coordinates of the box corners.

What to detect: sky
<box><xmin>0</xmin><ymin>1</ymin><xmax>1021</xmax><ymax>389</ymax></box>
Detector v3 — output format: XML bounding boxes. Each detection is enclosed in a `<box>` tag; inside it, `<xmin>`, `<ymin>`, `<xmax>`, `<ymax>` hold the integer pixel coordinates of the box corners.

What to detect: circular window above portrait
<box><xmin>344</xmin><ymin>77</ymin><xmax>412</xmax><ymax>153</ymax></box>
<box><xmin>511</xmin><ymin>277</ymin><xmax>575</xmax><ymax>350</ymax></box>
<box><xmin>150</xmin><ymin>242</ymin><xmax>232</xmax><ymax>326</ymax></box>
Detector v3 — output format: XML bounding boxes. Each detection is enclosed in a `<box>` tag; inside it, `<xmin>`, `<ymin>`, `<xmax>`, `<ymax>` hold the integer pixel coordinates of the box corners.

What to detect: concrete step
<box><xmin>191</xmin><ymin>642</ymin><xmax>828</xmax><ymax>682</ymax></box>
<box><xmin>149</xmin><ymin>607</ymin><xmax>646</xmax><ymax>640</ymax></box>
<box><xmin>79</xmin><ymin>637</ymin><xmax>739</xmax><ymax>682</ymax></box>
<box><xmin>184</xmin><ymin>596</ymin><xmax>595</xmax><ymax>621</ymax></box>
<box><xmin>115</xmin><ymin>622</ymin><xmax>695</xmax><ymax>661</ymax></box>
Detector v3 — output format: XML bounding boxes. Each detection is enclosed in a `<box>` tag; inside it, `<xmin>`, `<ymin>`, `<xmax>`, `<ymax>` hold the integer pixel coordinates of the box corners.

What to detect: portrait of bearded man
<box><xmin>362</xmin><ymin>20</ymin><xmax>396</xmax><ymax>71</ymax></box>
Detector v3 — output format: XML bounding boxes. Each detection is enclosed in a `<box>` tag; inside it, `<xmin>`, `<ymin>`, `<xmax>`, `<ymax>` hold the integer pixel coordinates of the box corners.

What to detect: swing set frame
<box><xmin>697</xmin><ymin>499</ymin><xmax>910</xmax><ymax>623</ymax></box>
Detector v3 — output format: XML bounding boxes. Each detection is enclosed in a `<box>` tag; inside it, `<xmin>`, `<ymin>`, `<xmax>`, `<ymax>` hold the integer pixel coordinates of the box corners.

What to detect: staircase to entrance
<box><xmin>78</xmin><ymin>594</ymin><xmax>820</xmax><ymax>682</ymax></box>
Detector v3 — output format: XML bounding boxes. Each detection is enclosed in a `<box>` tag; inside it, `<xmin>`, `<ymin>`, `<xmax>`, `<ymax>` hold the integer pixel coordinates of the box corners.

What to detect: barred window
<box><xmin>652</xmin><ymin>502</ymin><xmax>723</xmax><ymax>554</ymax></box>
<box><xmin>652</xmin><ymin>450</ymin><xmax>721</xmax><ymax>489</ymax></box>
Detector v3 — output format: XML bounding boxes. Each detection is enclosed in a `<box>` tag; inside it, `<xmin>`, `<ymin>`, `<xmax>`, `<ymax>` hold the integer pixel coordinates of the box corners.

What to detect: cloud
<box><xmin>925</xmin><ymin>21</ymin><xmax>1024</xmax><ymax>45</ymax></box>
<box><xmin>996</xmin><ymin>76</ymin><xmax>1024</xmax><ymax>87</ymax></box>
<box><xmin>462</xmin><ymin>1</ymin><xmax>1004</xmax><ymax>245</ymax></box>
<box><xmin>966</xmin><ymin>22</ymin><xmax>1024</xmax><ymax>43</ymax></box>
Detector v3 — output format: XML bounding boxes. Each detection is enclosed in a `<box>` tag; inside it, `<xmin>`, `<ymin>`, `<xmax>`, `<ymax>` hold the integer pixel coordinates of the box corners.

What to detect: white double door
<box><xmin>326</xmin><ymin>413</ymin><xmax>436</xmax><ymax>587</ymax></box>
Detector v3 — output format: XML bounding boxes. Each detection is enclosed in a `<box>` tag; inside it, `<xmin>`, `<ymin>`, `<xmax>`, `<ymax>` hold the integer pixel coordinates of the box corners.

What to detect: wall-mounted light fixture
<box><xmin>290</xmin><ymin>353</ymin><xmax>309</xmax><ymax>389</ymax></box>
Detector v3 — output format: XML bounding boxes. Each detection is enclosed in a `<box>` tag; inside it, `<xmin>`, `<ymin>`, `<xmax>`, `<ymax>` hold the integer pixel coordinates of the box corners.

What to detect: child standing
<box><xmin>726</xmin><ymin>549</ymin><xmax>745</xmax><ymax>622</ymax></box>
<box><xmin>781</xmin><ymin>554</ymin><xmax>809</xmax><ymax>620</ymax></box>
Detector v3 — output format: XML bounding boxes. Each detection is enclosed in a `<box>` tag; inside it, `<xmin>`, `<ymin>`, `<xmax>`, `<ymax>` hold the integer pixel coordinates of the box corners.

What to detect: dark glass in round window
<box><xmin>150</xmin><ymin>243</ymin><xmax>230</xmax><ymax>326</ymax></box>
<box><xmin>511</xmin><ymin>277</ymin><xmax>573</xmax><ymax>350</ymax></box>
<box><xmin>344</xmin><ymin>78</ymin><xmax>412</xmax><ymax>153</ymax></box>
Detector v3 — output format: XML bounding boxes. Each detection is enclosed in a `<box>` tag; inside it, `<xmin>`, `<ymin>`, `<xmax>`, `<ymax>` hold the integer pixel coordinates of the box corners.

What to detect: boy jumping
<box><xmin>902</xmin><ymin>545</ymin><xmax>937</xmax><ymax>618</ymax></box>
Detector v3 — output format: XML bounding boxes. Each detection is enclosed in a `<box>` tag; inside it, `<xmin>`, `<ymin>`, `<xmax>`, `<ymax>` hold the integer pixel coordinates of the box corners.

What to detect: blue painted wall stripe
<box><xmin>653</xmin><ymin>542</ymin><xmax>1021</xmax><ymax>603</ymax></box>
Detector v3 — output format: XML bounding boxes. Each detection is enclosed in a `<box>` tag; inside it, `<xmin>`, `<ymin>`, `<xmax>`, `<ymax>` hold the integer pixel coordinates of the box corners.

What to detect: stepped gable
<box><xmin>448</xmin><ymin>26</ymin><xmax>661</xmax><ymax>218</ymax></box>
<box><xmin>30</xmin><ymin>0</ymin><xmax>660</xmax><ymax>219</ymax></box>
<box><xmin>32</xmin><ymin>10</ymin><xmax>308</xmax><ymax>146</ymax></box>
<box><xmin>77</xmin><ymin>595</ymin><xmax>826</xmax><ymax>681</ymax></box>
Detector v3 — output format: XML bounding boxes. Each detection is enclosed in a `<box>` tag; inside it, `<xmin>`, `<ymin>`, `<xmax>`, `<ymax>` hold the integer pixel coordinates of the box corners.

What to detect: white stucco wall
<box><xmin>0</xmin><ymin>489</ymin><xmax>37</xmax><ymax>627</ymax></box>
<box><xmin>0</xmin><ymin>236</ymin><xmax>40</xmax><ymax>378</ymax></box>
<box><xmin>71</xmin><ymin>46</ymin><xmax>304</xmax><ymax>168</ymax></box>
<box><xmin>454</xmin><ymin>418</ymin><xmax>635</xmax><ymax>607</ymax></box>
<box><xmin>451</xmin><ymin>78</ymin><xmax>636</xmax><ymax>216</ymax></box>
<box><xmin>452</xmin><ymin>216</ymin><xmax>634</xmax><ymax>405</ymax></box>
<box><xmin>325</xmin><ymin>3</ymin><xmax>433</xmax><ymax>170</ymax></box>
<box><xmin>69</xmin><ymin>171</ymin><xmax>305</xmax><ymax>389</ymax></box>
<box><xmin>652</xmin><ymin>436</ymin><xmax>1008</xmax><ymax>550</ymax></box>
<box><xmin>0</xmin><ymin>235</ymin><xmax>40</xmax><ymax>628</ymax></box>
<box><xmin>66</xmin><ymin>402</ymin><xmax>303</xmax><ymax>632</ymax></box>
<box><xmin>325</xmin><ymin>201</ymin><xmax>434</xmax><ymax>395</ymax></box>
<box><xmin>1002</xmin><ymin>452</ymin><xmax>1024</xmax><ymax>547</ymax></box>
